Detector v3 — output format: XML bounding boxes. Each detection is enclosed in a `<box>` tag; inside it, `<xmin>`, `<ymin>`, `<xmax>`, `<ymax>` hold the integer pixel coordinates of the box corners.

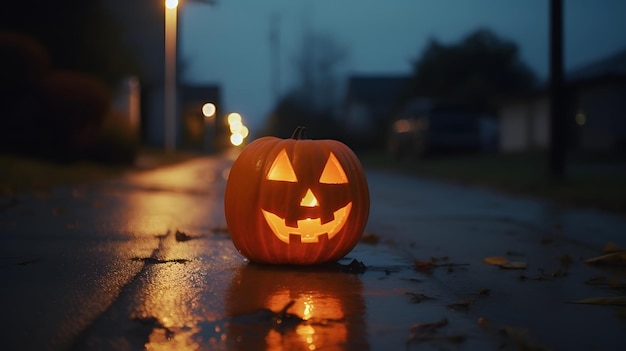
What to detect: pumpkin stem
<box><xmin>290</xmin><ymin>126</ymin><xmax>307</xmax><ymax>140</ymax></box>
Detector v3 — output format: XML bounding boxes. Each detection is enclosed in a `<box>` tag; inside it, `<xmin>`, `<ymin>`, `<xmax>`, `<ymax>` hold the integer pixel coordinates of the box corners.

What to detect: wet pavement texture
<box><xmin>1</xmin><ymin>155</ymin><xmax>625</xmax><ymax>350</ymax></box>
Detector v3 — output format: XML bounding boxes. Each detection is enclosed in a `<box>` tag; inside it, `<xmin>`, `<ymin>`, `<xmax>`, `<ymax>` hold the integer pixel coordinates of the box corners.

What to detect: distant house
<box><xmin>496</xmin><ymin>91</ymin><xmax>551</xmax><ymax>152</ymax></box>
<box><xmin>342</xmin><ymin>75</ymin><xmax>410</xmax><ymax>149</ymax></box>
<box><xmin>569</xmin><ymin>49</ymin><xmax>626</xmax><ymax>153</ymax></box>
<box><xmin>497</xmin><ymin>48</ymin><xmax>626</xmax><ymax>154</ymax></box>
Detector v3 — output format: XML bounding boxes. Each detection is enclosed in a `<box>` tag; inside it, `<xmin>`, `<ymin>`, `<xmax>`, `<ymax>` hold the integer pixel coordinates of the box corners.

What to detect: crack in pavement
<box><xmin>69</xmin><ymin>229</ymin><xmax>186</xmax><ymax>350</ymax></box>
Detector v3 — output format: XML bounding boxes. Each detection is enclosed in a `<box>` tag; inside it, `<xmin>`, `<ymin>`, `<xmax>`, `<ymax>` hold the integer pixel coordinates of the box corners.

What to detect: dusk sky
<box><xmin>179</xmin><ymin>0</ymin><xmax>626</xmax><ymax>131</ymax></box>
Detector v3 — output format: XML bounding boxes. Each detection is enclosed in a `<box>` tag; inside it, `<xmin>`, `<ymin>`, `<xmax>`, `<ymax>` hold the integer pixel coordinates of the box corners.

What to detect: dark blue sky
<box><xmin>180</xmin><ymin>0</ymin><xmax>626</xmax><ymax>131</ymax></box>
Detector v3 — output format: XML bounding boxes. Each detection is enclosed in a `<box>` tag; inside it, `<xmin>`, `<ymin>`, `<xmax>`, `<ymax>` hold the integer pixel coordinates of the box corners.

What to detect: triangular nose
<box><xmin>300</xmin><ymin>188</ymin><xmax>318</xmax><ymax>207</ymax></box>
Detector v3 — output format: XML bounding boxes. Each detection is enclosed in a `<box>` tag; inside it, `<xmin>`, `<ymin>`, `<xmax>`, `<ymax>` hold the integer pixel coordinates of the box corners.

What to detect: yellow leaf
<box><xmin>500</xmin><ymin>261</ymin><xmax>527</xmax><ymax>269</ymax></box>
<box><xmin>572</xmin><ymin>296</ymin><xmax>626</xmax><ymax>306</ymax></box>
<box><xmin>483</xmin><ymin>256</ymin><xmax>509</xmax><ymax>266</ymax></box>
<box><xmin>584</xmin><ymin>252</ymin><xmax>626</xmax><ymax>265</ymax></box>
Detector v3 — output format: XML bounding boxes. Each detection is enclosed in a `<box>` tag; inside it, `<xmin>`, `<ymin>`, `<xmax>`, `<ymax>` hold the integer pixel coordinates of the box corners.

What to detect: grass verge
<box><xmin>360</xmin><ymin>151</ymin><xmax>626</xmax><ymax>215</ymax></box>
<box><xmin>0</xmin><ymin>148</ymin><xmax>198</xmax><ymax>195</ymax></box>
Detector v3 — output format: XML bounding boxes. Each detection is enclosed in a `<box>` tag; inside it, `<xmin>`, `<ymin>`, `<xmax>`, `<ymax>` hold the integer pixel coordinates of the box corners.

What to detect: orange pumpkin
<box><xmin>224</xmin><ymin>126</ymin><xmax>370</xmax><ymax>265</ymax></box>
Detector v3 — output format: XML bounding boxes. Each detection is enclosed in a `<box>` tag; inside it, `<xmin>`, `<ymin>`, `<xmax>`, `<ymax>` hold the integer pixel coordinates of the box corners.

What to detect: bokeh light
<box><xmin>165</xmin><ymin>0</ymin><xmax>179</xmax><ymax>9</ymax></box>
<box><xmin>202</xmin><ymin>103</ymin><xmax>216</xmax><ymax>117</ymax></box>
<box><xmin>230</xmin><ymin>133</ymin><xmax>244</xmax><ymax>146</ymax></box>
<box><xmin>227</xmin><ymin>113</ymin><xmax>242</xmax><ymax>125</ymax></box>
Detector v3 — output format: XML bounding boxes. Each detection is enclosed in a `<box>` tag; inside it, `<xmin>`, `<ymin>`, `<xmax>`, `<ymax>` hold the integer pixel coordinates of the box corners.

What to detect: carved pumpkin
<box><xmin>224</xmin><ymin>127</ymin><xmax>370</xmax><ymax>265</ymax></box>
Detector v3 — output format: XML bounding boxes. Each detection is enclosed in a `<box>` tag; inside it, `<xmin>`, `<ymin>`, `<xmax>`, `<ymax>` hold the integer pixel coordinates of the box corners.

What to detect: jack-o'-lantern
<box><xmin>224</xmin><ymin>126</ymin><xmax>370</xmax><ymax>265</ymax></box>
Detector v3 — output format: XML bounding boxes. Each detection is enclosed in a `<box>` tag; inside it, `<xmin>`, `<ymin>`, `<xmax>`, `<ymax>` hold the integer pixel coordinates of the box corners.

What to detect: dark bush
<box><xmin>0</xmin><ymin>32</ymin><xmax>51</xmax><ymax>152</ymax></box>
<box><xmin>36</xmin><ymin>70</ymin><xmax>112</xmax><ymax>161</ymax></box>
<box><xmin>87</xmin><ymin>109</ymin><xmax>139</xmax><ymax>165</ymax></box>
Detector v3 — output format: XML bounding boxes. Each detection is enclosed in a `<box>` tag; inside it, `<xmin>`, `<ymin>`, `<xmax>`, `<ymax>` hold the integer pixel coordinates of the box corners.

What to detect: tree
<box><xmin>408</xmin><ymin>28</ymin><xmax>537</xmax><ymax>110</ymax></box>
<box><xmin>264</xmin><ymin>31</ymin><xmax>348</xmax><ymax>138</ymax></box>
<box><xmin>292</xmin><ymin>31</ymin><xmax>349</xmax><ymax>114</ymax></box>
<box><xmin>0</xmin><ymin>0</ymin><xmax>138</xmax><ymax>88</ymax></box>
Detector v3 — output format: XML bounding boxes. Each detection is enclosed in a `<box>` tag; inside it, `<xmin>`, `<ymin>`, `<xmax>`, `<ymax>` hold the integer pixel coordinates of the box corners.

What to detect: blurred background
<box><xmin>1</xmin><ymin>0</ymin><xmax>625</xmax><ymax>207</ymax></box>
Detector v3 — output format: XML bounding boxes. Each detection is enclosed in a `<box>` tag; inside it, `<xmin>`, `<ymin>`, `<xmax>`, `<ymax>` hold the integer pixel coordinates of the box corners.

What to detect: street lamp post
<box><xmin>164</xmin><ymin>0</ymin><xmax>179</xmax><ymax>153</ymax></box>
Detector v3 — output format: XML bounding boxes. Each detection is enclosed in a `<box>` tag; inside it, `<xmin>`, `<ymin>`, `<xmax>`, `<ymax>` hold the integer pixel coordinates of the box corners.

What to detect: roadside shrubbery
<box><xmin>0</xmin><ymin>31</ymin><xmax>138</xmax><ymax>165</ymax></box>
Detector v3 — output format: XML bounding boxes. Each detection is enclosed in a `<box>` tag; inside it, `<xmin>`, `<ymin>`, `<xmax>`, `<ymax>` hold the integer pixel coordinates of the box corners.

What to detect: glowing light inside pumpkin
<box><xmin>300</xmin><ymin>189</ymin><xmax>318</xmax><ymax>207</ymax></box>
<box><xmin>319</xmin><ymin>152</ymin><xmax>348</xmax><ymax>184</ymax></box>
<box><xmin>263</xmin><ymin>149</ymin><xmax>353</xmax><ymax>244</ymax></box>
<box><xmin>262</xmin><ymin>203</ymin><xmax>352</xmax><ymax>243</ymax></box>
<box><xmin>267</xmin><ymin>149</ymin><xmax>298</xmax><ymax>182</ymax></box>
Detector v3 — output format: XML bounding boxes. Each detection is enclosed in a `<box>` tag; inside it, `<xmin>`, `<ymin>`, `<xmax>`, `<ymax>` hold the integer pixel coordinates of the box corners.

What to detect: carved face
<box><xmin>262</xmin><ymin>149</ymin><xmax>352</xmax><ymax>244</ymax></box>
<box><xmin>224</xmin><ymin>130</ymin><xmax>370</xmax><ymax>265</ymax></box>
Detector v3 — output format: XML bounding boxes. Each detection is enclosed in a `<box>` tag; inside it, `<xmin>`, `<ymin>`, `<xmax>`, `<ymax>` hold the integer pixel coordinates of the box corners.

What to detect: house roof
<box><xmin>568</xmin><ymin>47</ymin><xmax>626</xmax><ymax>83</ymax></box>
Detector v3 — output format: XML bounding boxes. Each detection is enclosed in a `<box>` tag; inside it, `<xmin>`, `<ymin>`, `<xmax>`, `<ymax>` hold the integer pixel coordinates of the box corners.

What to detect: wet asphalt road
<box><xmin>1</xmin><ymin>154</ymin><xmax>625</xmax><ymax>350</ymax></box>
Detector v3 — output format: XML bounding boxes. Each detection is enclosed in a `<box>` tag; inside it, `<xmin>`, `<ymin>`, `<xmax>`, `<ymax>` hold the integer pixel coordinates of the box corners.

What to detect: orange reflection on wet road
<box><xmin>226</xmin><ymin>264</ymin><xmax>368</xmax><ymax>351</ymax></box>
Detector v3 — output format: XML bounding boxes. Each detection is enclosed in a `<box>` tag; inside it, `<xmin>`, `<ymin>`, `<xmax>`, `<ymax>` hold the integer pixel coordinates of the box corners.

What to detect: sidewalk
<box><xmin>1</xmin><ymin>156</ymin><xmax>625</xmax><ymax>350</ymax></box>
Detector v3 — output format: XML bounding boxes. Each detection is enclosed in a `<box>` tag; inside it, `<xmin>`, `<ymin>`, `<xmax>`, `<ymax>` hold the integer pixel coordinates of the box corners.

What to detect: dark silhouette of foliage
<box><xmin>0</xmin><ymin>6</ymin><xmax>139</xmax><ymax>164</ymax></box>
<box><xmin>0</xmin><ymin>0</ymin><xmax>138</xmax><ymax>88</ymax></box>
<box><xmin>0</xmin><ymin>32</ymin><xmax>51</xmax><ymax>153</ymax></box>
<box><xmin>34</xmin><ymin>70</ymin><xmax>112</xmax><ymax>162</ymax></box>
<box><xmin>263</xmin><ymin>91</ymin><xmax>342</xmax><ymax>140</ymax></box>
<box><xmin>408</xmin><ymin>28</ymin><xmax>537</xmax><ymax>109</ymax></box>
<box><xmin>264</xmin><ymin>31</ymin><xmax>348</xmax><ymax>141</ymax></box>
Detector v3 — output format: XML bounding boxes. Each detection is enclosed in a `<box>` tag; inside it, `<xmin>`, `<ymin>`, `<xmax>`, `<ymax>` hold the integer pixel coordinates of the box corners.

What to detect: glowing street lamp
<box><xmin>164</xmin><ymin>0</ymin><xmax>179</xmax><ymax>153</ymax></box>
<box><xmin>202</xmin><ymin>102</ymin><xmax>216</xmax><ymax>118</ymax></box>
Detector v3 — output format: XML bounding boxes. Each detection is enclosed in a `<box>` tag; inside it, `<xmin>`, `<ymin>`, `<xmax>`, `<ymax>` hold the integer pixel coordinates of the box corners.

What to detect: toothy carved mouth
<box><xmin>262</xmin><ymin>203</ymin><xmax>352</xmax><ymax>244</ymax></box>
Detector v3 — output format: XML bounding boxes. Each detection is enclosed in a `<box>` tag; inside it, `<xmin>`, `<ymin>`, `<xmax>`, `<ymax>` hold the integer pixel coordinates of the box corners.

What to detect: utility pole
<box><xmin>270</xmin><ymin>14</ymin><xmax>281</xmax><ymax>104</ymax></box>
<box><xmin>549</xmin><ymin>0</ymin><xmax>566</xmax><ymax>180</ymax></box>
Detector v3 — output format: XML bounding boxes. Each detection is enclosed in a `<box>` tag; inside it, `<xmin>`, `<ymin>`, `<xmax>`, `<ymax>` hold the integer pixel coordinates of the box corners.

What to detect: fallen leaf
<box><xmin>175</xmin><ymin>230</ymin><xmax>192</xmax><ymax>242</ymax></box>
<box><xmin>338</xmin><ymin>259</ymin><xmax>367</xmax><ymax>274</ymax></box>
<box><xmin>500</xmin><ymin>261</ymin><xmax>528</xmax><ymax>269</ymax></box>
<box><xmin>409</xmin><ymin>318</ymin><xmax>448</xmax><ymax>334</ymax></box>
<box><xmin>483</xmin><ymin>256</ymin><xmax>509</xmax><ymax>266</ymax></box>
<box><xmin>405</xmin><ymin>292</ymin><xmax>436</xmax><ymax>303</ymax></box>
<box><xmin>585</xmin><ymin>252</ymin><xmax>626</xmax><ymax>266</ymax></box>
<box><xmin>484</xmin><ymin>256</ymin><xmax>527</xmax><ymax>270</ymax></box>
<box><xmin>407</xmin><ymin>318</ymin><xmax>466</xmax><ymax>345</ymax></box>
<box><xmin>477</xmin><ymin>316</ymin><xmax>490</xmax><ymax>330</ymax></box>
<box><xmin>414</xmin><ymin>261</ymin><xmax>435</xmax><ymax>273</ymax></box>
<box><xmin>447</xmin><ymin>300</ymin><xmax>472</xmax><ymax>311</ymax></box>
<box><xmin>571</xmin><ymin>296</ymin><xmax>626</xmax><ymax>306</ymax></box>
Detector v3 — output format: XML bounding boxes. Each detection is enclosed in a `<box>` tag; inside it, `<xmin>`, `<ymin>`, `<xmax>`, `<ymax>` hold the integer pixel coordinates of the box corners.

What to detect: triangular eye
<box><xmin>267</xmin><ymin>149</ymin><xmax>298</xmax><ymax>182</ymax></box>
<box><xmin>319</xmin><ymin>152</ymin><xmax>348</xmax><ymax>184</ymax></box>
